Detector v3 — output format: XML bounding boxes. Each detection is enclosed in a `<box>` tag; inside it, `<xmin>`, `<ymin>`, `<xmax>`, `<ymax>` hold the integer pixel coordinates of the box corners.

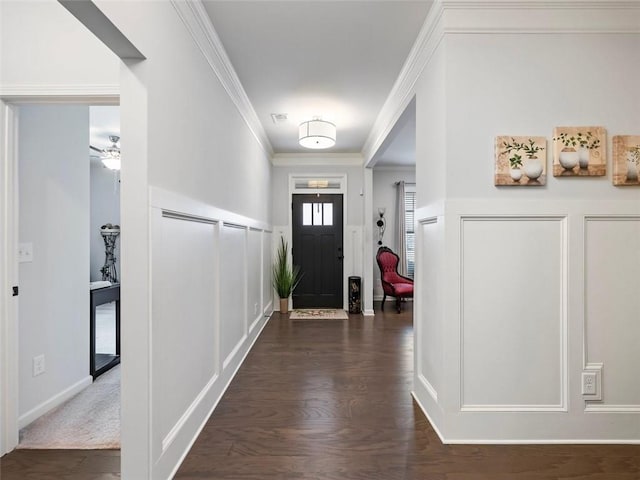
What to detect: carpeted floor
<box><xmin>289</xmin><ymin>308</ymin><xmax>349</xmax><ymax>320</ymax></box>
<box><xmin>18</xmin><ymin>365</ymin><xmax>120</xmax><ymax>450</ymax></box>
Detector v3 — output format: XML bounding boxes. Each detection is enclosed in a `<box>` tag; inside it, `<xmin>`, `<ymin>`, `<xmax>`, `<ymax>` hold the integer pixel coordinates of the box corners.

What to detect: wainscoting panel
<box><xmin>220</xmin><ymin>223</ymin><xmax>248</xmax><ymax>367</ymax></box>
<box><xmin>247</xmin><ymin>228</ymin><xmax>262</xmax><ymax>329</ymax></box>
<box><xmin>584</xmin><ymin>216</ymin><xmax>640</xmax><ymax>411</ymax></box>
<box><xmin>151</xmin><ymin>211</ymin><xmax>218</xmax><ymax>448</ymax></box>
<box><xmin>148</xmin><ymin>188</ymin><xmax>273</xmax><ymax>478</ymax></box>
<box><xmin>460</xmin><ymin>216</ymin><xmax>566</xmax><ymax>411</ymax></box>
<box><xmin>263</xmin><ymin>230</ymin><xmax>273</xmax><ymax>314</ymax></box>
<box><xmin>418</xmin><ymin>218</ymin><xmax>442</xmax><ymax>402</ymax></box>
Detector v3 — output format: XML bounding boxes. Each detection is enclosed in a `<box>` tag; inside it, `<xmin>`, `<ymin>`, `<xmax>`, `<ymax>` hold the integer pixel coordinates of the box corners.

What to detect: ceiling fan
<box><xmin>90</xmin><ymin>135</ymin><xmax>121</xmax><ymax>170</ymax></box>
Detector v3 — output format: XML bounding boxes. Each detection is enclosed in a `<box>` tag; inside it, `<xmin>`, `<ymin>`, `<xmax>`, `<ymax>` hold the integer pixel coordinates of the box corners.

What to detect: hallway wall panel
<box><xmin>149</xmin><ymin>188</ymin><xmax>272</xmax><ymax>478</ymax></box>
<box><xmin>412</xmin><ymin>2</ymin><xmax>640</xmax><ymax>443</ymax></box>
<box><xmin>151</xmin><ymin>212</ymin><xmax>218</xmax><ymax>448</ymax></box>
<box><xmin>460</xmin><ymin>217</ymin><xmax>565</xmax><ymax>411</ymax></box>
<box><xmin>584</xmin><ymin>217</ymin><xmax>640</xmax><ymax>411</ymax></box>
<box><xmin>220</xmin><ymin>224</ymin><xmax>248</xmax><ymax>367</ymax></box>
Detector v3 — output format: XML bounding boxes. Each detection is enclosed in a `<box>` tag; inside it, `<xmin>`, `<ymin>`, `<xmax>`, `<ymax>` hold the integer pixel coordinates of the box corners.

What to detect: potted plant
<box><xmin>501</xmin><ymin>138</ymin><xmax>524</xmax><ymax>181</ymax></box>
<box><xmin>575</xmin><ymin>131</ymin><xmax>600</xmax><ymax>169</ymax></box>
<box><xmin>521</xmin><ymin>138</ymin><xmax>545</xmax><ymax>180</ymax></box>
<box><xmin>553</xmin><ymin>133</ymin><xmax>579</xmax><ymax>170</ymax></box>
<box><xmin>272</xmin><ymin>237</ymin><xmax>302</xmax><ymax>314</ymax></box>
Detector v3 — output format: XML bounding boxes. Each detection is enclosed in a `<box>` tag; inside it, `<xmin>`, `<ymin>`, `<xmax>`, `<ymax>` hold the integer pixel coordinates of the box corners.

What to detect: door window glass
<box><xmin>302</xmin><ymin>203</ymin><xmax>312</xmax><ymax>226</ymax></box>
<box><xmin>302</xmin><ymin>202</ymin><xmax>334</xmax><ymax>226</ymax></box>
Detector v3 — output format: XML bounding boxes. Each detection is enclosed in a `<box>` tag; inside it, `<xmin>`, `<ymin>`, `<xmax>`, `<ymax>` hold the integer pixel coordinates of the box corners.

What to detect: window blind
<box><xmin>405</xmin><ymin>191</ymin><xmax>416</xmax><ymax>278</ymax></box>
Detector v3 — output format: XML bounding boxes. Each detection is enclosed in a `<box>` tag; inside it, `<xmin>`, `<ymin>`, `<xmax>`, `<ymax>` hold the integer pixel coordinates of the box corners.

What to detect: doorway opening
<box><xmin>369</xmin><ymin>97</ymin><xmax>416</xmax><ymax>315</ymax></box>
<box><xmin>10</xmin><ymin>103</ymin><xmax>122</xmax><ymax>451</ymax></box>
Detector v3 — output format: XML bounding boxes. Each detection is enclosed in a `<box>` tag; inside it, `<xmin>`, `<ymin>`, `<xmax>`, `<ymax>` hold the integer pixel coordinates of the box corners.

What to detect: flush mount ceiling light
<box><xmin>299</xmin><ymin>119</ymin><xmax>336</xmax><ymax>149</ymax></box>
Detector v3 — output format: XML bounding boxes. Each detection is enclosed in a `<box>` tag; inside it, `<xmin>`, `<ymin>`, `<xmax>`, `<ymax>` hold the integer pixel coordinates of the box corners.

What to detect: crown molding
<box><xmin>170</xmin><ymin>0</ymin><xmax>273</xmax><ymax>157</ymax></box>
<box><xmin>362</xmin><ymin>1</ymin><xmax>445</xmax><ymax>166</ymax></box>
<box><xmin>272</xmin><ymin>153</ymin><xmax>364</xmax><ymax>167</ymax></box>
<box><xmin>441</xmin><ymin>0</ymin><xmax>640</xmax><ymax>9</ymax></box>
<box><xmin>362</xmin><ymin>0</ymin><xmax>640</xmax><ymax>165</ymax></box>
<box><xmin>372</xmin><ymin>165</ymin><xmax>416</xmax><ymax>172</ymax></box>
<box><xmin>0</xmin><ymin>84</ymin><xmax>120</xmax><ymax>104</ymax></box>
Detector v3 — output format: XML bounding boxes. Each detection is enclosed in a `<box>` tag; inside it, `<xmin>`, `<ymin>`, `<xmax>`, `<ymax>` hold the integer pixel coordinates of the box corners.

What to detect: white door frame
<box><xmin>0</xmin><ymin>100</ymin><xmax>19</xmax><ymax>455</ymax></box>
<box><xmin>288</xmin><ymin>174</ymin><xmax>349</xmax><ymax>309</ymax></box>
<box><xmin>0</xmin><ymin>93</ymin><xmax>119</xmax><ymax>456</ymax></box>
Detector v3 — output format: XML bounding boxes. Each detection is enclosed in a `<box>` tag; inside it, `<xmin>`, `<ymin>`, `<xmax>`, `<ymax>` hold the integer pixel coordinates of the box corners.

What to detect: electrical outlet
<box><xmin>33</xmin><ymin>354</ymin><xmax>45</xmax><ymax>377</ymax></box>
<box><xmin>582</xmin><ymin>372</ymin><xmax>597</xmax><ymax>395</ymax></box>
<box><xmin>254</xmin><ymin>303</ymin><xmax>259</xmax><ymax>315</ymax></box>
<box><xmin>18</xmin><ymin>242</ymin><xmax>34</xmax><ymax>263</ymax></box>
<box><xmin>582</xmin><ymin>363</ymin><xmax>603</xmax><ymax>400</ymax></box>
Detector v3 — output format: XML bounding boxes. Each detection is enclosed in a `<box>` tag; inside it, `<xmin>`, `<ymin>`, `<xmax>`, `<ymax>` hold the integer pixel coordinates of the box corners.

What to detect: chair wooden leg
<box><xmin>396</xmin><ymin>297</ymin><xmax>401</xmax><ymax>313</ymax></box>
<box><xmin>381</xmin><ymin>294</ymin><xmax>386</xmax><ymax>311</ymax></box>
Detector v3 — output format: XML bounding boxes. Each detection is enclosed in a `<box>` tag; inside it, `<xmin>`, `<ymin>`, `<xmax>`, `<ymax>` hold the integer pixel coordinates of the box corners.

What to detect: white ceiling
<box><xmin>202</xmin><ymin>1</ymin><xmax>431</xmax><ymax>156</ymax></box>
<box><xmin>372</xmin><ymin>97</ymin><xmax>415</xmax><ymax>167</ymax></box>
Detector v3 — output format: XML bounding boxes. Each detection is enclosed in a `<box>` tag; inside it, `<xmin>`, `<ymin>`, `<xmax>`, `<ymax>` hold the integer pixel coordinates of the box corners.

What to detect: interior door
<box><xmin>292</xmin><ymin>194</ymin><xmax>343</xmax><ymax>308</ymax></box>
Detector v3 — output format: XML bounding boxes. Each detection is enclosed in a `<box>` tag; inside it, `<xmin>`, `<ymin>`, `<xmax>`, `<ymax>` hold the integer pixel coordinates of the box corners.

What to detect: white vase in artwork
<box><xmin>524</xmin><ymin>157</ymin><xmax>543</xmax><ymax>181</ymax></box>
<box><xmin>510</xmin><ymin>168</ymin><xmax>522</xmax><ymax>182</ymax></box>
<box><xmin>578</xmin><ymin>147</ymin><xmax>590</xmax><ymax>169</ymax></box>
<box><xmin>559</xmin><ymin>148</ymin><xmax>579</xmax><ymax>170</ymax></box>
<box><xmin>627</xmin><ymin>158</ymin><xmax>638</xmax><ymax>182</ymax></box>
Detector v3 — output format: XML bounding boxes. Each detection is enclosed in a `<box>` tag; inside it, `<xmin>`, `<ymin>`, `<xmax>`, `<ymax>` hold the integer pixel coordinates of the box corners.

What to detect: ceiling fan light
<box><xmin>102</xmin><ymin>156</ymin><xmax>121</xmax><ymax>170</ymax></box>
<box><xmin>299</xmin><ymin>120</ymin><xmax>336</xmax><ymax>149</ymax></box>
<box><xmin>101</xmin><ymin>135</ymin><xmax>121</xmax><ymax>170</ymax></box>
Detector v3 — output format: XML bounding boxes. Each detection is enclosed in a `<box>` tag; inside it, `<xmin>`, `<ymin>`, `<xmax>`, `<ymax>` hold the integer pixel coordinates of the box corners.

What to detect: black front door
<box><xmin>292</xmin><ymin>194</ymin><xmax>343</xmax><ymax>308</ymax></box>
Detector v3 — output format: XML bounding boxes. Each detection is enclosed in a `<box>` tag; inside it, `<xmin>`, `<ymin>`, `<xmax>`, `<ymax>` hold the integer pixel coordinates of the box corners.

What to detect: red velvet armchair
<box><xmin>376</xmin><ymin>247</ymin><xmax>414</xmax><ymax>313</ymax></box>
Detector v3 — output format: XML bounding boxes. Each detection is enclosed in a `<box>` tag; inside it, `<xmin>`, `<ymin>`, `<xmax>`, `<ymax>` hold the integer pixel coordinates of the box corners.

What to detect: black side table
<box><xmin>90</xmin><ymin>284</ymin><xmax>120</xmax><ymax>378</ymax></box>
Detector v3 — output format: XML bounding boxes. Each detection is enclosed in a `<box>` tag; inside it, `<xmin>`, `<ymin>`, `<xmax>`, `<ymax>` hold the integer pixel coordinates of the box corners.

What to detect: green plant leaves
<box><xmin>272</xmin><ymin>237</ymin><xmax>303</xmax><ymax>299</ymax></box>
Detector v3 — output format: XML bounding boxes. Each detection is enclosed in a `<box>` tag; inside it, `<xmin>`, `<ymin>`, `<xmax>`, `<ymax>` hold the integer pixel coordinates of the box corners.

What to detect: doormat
<box><xmin>289</xmin><ymin>309</ymin><xmax>349</xmax><ymax>320</ymax></box>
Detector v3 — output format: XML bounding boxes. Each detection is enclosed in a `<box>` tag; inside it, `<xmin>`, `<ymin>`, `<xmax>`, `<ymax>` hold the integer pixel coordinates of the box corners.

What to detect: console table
<box><xmin>90</xmin><ymin>284</ymin><xmax>120</xmax><ymax>378</ymax></box>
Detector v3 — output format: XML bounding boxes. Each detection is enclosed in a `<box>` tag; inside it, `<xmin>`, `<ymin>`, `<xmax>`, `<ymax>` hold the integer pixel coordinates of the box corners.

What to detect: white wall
<box><xmin>372</xmin><ymin>168</ymin><xmax>415</xmax><ymax>299</ymax></box>
<box><xmin>271</xmin><ymin>160</ymin><xmax>365</xmax><ymax>309</ymax></box>
<box><xmin>272</xmin><ymin>163</ymin><xmax>363</xmax><ymax>226</ymax></box>
<box><xmin>412</xmin><ymin>3</ymin><xmax>640</xmax><ymax>443</ymax></box>
<box><xmin>1</xmin><ymin>1</ymin><xmax>273</xmax><ymax>476</ymax></box>
<box><xmin>90</xmin><ymin>160</ymin><xmax>120</xmax><ymax>282</ymax></box>
<box><xmin>17</xmin><ymin>105</ymin><xmax>91</xmax><ymax>427</ymax></box>
<box><xmin>0</xmin><ymin>0</ymin><xmax>119</xmax><ymax>91</ymax></box>
<box><xmin>87</xmin><ymin>2</ymin><xmax>273</xmax><ymax>477</ymax></box>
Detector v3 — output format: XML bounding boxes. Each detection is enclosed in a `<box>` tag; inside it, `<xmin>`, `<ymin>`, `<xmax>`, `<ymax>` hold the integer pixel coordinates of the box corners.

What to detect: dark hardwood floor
<box><xmin>2</xmin><ymin>305</ymin><xmax>639</xmax><ymax>479</ymax></box>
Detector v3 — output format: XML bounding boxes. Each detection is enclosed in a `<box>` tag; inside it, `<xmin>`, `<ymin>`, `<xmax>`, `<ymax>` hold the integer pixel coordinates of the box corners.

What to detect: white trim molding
<box><xmin>170</xmin><ymin>0</ymin><xmax>273</xmax><ymax>157</ymax></box>
<box><xmin>458</xmin><ymin>215</ymin><xmax>569</xmax><ymax>413</ymax></box>
<box><xmin>362</xmin><ymin>0</ymin><xmax>640</xmax><ymax>164</ymax></box>
<box><xmin>582</xmin><ymin>215</ymin><xmax>640</xmax><ymax>414</ymax></box>
<box><xmin>418</xmin><ymin>373</ymin><xmax>439</xmax><ymax>403</ymax></box>
<box><xmin>0</xmin><ymin>84</ymin><xmax>120</xmax><ymax>104</ymax></box>
<box><xmin>362</xmin><ymin>1</ymin><xmax>445</xmax><ymax>165</ymax></box>
<box><xmin>272</xmin><ymin>153</ymin><xmax>363</xmax><ymax>167</ymax></box>
<box><xmin>18</xmin><ymin>376</ymin><xmax>93</xmax><ymax>430</ymax></box>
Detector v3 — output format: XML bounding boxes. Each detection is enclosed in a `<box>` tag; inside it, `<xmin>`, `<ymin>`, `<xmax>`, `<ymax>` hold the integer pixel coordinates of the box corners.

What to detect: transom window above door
<box><xmin>302</xmin><ymin>202</ymin><xmax>333</xmax><ymax>226</ymax></box>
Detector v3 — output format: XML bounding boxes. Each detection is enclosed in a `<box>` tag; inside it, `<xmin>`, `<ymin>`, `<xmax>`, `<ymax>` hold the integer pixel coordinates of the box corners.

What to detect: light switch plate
<box><xmin>18</xmin><ymin>243</ymin><xmax>33</xmax><ymax>263</ymax></box>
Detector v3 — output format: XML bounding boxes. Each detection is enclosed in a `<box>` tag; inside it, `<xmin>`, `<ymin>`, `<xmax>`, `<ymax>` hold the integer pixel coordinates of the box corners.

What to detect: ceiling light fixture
<box><xmin>101</xmin><ymin>135</ymin><xmax>121</xmax><ymax>170</ymax></box>
<box><xmin>299</xmin><ymin>119</ymin><xmax>336</xmax><ymax>149</ymax></box>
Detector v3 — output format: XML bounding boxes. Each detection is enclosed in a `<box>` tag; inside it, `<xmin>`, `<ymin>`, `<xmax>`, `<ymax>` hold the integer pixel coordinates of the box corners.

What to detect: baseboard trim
<box><xmin>18</xmin><ymin>375</ymin><xmax>93</xmax><ymax>429</ymax></box>
<box><xmin>442</xmin><ymin>438</ymin><xmax>640</xmax><ymax>445</ymax></box>
<box><xmin>362</xmin><ymin>309</ymin><xmax>375</xmax><ymax>317</ymax></box>
<box><xmin>162</xmin><ymin>373</ymin><xmax>219</xmax><ymax>453</ymax></box>
<box><xmin>411</xmin><ymin>390</ymin><xmax>446</xmax><ymax>444</ymax></box>
<box><xmin>411</xmin><ymin>391</ymin><xmax>640</xmax><ymax>445</ymax></box>
<box><xmin>166</xmin><ymin>312</ymin><xmax>272</xmax><ymax>480</ymax></box>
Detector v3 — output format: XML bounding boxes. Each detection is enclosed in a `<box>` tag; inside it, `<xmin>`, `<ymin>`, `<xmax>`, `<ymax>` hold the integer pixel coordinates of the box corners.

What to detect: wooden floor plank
<box><xmin>2</xmin><ymin>306</ymin><xmax>638</xmax><ymax>479</ymax></box>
